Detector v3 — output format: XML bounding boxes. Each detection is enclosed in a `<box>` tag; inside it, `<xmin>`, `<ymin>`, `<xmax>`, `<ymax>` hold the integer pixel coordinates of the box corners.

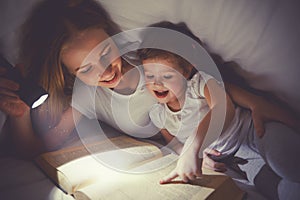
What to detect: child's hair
<box><xmin>138</xmin><ymin>21</ymin><xmax>203</xmax><ymax>78</ymax></box>
<box><xmin>19</xmin><ymin>0</ymin><xmax>121</xmax><ymax>122</ymax></box>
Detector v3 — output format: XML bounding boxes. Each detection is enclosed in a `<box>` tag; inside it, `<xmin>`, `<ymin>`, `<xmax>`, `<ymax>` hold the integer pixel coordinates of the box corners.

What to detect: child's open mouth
<box><xmin>154</xmin><ymin>90</ymin><xmax>169</xmax><ymax>98</ymax></box>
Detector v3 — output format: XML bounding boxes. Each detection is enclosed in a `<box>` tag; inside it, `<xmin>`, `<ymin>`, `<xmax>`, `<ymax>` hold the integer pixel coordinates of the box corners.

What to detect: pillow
<box><xmin>1</xmin><ymin>0</ymin><xmax>299</xmax><ymax>112</ymax></box>
<box><xmin>102</xmin><ymin>0</ymin><xmax>300</xmax><ymax>112</ymax></box>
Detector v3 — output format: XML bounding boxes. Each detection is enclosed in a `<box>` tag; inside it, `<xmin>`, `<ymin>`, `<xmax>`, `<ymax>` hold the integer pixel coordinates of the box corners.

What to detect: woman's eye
<box><xmin>100</xmin><ymin>46</ymin><xmax>111</xmax><ymax>63</ymax></box>
<box><xmin>79</xmin><ymin>65</ymin><xmax>92</xmax><ymax>74</ymax></box>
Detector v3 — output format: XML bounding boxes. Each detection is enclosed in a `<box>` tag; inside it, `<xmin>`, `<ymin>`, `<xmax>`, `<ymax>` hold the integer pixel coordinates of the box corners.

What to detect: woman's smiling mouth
<box><xmin>99</xmin><ymin>72</ymin><xmax>119</xmax><ymax>85</ymax></box>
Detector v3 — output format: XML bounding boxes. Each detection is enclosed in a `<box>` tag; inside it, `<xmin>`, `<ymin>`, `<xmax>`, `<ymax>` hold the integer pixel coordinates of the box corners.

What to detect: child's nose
<box><xmin>154</xmin><ymin>77</ymin><xmax>163</xmax><ymax>86</ymax></box>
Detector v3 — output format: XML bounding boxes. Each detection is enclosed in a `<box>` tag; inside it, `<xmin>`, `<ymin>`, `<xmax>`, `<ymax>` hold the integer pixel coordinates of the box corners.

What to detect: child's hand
<box><xmin>160</xmin><ymin>152</ymin><xmax>201</xmax><ymax>184</ymax></box>
<box><xmin>250</xmin><ymin>97</ymin><xmax>299</xmax><ymax>137</ymax></box>
<box><xmin>202</xmin><ymin>149</ymin><xmax>227</xmax><ymax>172</ymax></box>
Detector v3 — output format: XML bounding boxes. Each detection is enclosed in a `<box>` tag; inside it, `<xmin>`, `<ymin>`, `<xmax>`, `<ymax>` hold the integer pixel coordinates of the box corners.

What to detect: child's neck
<box><xmin>166</xmin><ymin>96</ymin><xmax>185</xmax><ymax>112</ymax></box>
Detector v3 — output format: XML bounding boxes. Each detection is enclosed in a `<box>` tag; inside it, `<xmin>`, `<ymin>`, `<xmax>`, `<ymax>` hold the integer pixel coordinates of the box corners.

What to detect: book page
<box><xmin>35</xmin><ymin>135</ymin><xmax>163</xmax><ymax>194</ymax></box>
<box><xmin>38</xmin><ymin>136</ymin><xmax>161</xmax><ymax>167</ymax></box>
<box><xmin>74</xmin><ymin>154</ymin><xmax>214</xmax><ymax>200</ymax></box>
<box><xmin>36</xmin><ymin>135</ymin><xmax>244</xmax><ymax>200</ymax></box>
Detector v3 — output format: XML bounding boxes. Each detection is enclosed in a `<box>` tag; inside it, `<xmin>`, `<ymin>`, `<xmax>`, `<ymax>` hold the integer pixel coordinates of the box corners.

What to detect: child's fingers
<box><xmin>159</xmin><ymin>170</ymin><xmax>178</xmax><ymax>184</ymax></box>
<box><xmin>181</xmin><ymin>174</ymin><xmax>189</xmax><ymax>183</ymax></box>
<box><xmin>187</xmin><ymin>170</ymin><xmax>202</xmax><ymax>180</ymax></box>
<box><xmin>195</xmin><ymin>169</ymin><xmax>202</xmax><ymax>177</ymax></box>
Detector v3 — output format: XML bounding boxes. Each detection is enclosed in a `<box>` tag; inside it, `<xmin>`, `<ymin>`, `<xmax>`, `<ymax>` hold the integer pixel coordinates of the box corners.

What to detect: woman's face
<box><xmin>61</xmin><ymin>28</ymin><xmax>122</xmax><ymax>88</ymax></box>
<box><xmin>143</xmin><ymin>58</ymin><xmax>188</xmax><ymax>108</ymax></box>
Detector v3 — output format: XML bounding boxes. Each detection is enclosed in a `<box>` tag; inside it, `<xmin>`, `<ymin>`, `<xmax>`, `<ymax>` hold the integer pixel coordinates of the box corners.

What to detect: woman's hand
<box><xmin>0</xmin><ymin>67</ymin><xmax>28</xmax><ymax>117</ymax></box>
<box><xmin>250</xmin><ymin>96</ymin><xmax>300</xmax><ymax>137</ymax></box>
<box><xmin>160</xmin><ymin>151</ymin><xmax>202</xmax><ymax>184</ymax></box>
<box><xmin>202</xmin><ymin>148</ymin><xmax>227</xmax><ymax>172</ymax></box>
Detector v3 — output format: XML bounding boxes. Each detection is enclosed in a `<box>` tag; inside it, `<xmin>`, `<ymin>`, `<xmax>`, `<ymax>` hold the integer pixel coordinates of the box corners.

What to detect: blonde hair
<box><xmin>19</xmin><ymin>0</ymin><xmax>121</xmax><ymax>124</ymax></box>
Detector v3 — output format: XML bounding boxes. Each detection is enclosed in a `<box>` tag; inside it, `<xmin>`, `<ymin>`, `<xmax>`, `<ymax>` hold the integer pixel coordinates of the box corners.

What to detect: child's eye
<box><xmin>163</xmin><ymin>74</ymin><xmax>173</xmax><ymax>79</ymax></box>
<box><xmin>146</xmin><ymin>75</ymin><xmax>154</xmax><ymax>79</ymax></box>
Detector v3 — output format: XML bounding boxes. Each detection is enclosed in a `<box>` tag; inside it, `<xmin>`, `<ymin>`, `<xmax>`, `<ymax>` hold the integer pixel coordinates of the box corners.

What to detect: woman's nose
<box><xmin>98</xmin><ymin>65</ymin><xmax>113</xmax><ymax>79</ymax></box>
<box><xmin>93</xmin><ymin>62</ymin><xmax>105</xmax><ymax>74</ymax></box>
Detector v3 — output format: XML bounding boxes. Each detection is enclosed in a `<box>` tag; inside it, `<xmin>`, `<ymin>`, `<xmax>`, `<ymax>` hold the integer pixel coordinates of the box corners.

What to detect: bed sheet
<box><xmin>0</xmin><ymin>155</ymin><xmax>73</xmax><ymax>200</ymax></box>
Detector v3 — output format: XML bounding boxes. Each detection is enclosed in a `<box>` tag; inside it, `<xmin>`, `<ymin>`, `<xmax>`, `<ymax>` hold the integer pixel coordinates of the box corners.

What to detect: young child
<box><xmin>138</xmin><ymin>21</ymin><xmax>242</xmax><ymax>184</ymax></box>
<box><xmin>138</xmin><ymin>21</ymin><xmax>300</xmax><ymax>191</ymax></box>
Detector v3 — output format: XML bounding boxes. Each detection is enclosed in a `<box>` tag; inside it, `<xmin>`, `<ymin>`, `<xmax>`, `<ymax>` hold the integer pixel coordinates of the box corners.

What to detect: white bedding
<box><xmin>0</xmin><ymin>155</ymin><xmax>73</xmax><ymax>200</ymax></box>
<box><xmin>1</xmin><ymin>0</ymin><xmax>299</xmax><ymax>199</ymax></box>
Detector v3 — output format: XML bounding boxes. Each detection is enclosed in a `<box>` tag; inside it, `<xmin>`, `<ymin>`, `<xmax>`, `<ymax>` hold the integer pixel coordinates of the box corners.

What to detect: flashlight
<box><xmin>0</xmin><ymin>55</ymin><xmax>48</xmax><ymax>108</ymax></box>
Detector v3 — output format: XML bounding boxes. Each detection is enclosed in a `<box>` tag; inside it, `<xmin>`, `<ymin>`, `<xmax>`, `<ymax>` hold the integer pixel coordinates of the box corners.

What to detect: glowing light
<box><xmin>32</xmin><ymin>94</ymin><xmax>49</xmax><ymax>108</ymax></box>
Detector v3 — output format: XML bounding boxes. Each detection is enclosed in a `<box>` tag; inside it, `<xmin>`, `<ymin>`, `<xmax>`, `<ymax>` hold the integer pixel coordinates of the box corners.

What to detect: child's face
<box><xmin>143</xmin><ymin>58</ymin><xmax>188</xmax><ymax>107</ymax></box>
<box><xmin>61</xmin><ymin>28</ymin><xmax>122</xmax><ymax>88</ymax></box>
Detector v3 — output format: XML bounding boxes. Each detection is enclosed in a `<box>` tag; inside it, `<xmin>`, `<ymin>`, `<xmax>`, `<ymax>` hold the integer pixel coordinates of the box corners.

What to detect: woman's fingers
<box><xmin>0</xmin><ymin>88</ymin><xmax>20</xmax><ymax>99</ymax></box>
<box><xmin>203</xmin><ymin>149</ymin><xmax>227</xmax><ymax>172</ymax></box>
<box><xmin>202</xmin><ymin>159</ymin><xmax>227</xmax><ymax>172</ymax></box>
<box><xmin>203</xmin><ymin>156</ymin><xmax>226</xmax><ymax>170</ymax></box>
<box><xmin>0</xmin><ymin>67</ymin><xmax>6</xmax><ymax>74</ymax></box>
<box><xmin>0</xmin><ymin>96</ymin><xmax>27</xmax><ymax>117</ymax></box>
<box><xmin>0</xmin><ymin>78</ymin><xmax>19</xmax><ymax>91</ymax></box>
<box><xmin>204</xmin><ymin>148</ymin><xmax>220</xmax><ymax>156</ymax></box>
<box><xmin>252</xmin><ymin>113</ymin><xmax>265</xmax><ymax>138</ymax></box>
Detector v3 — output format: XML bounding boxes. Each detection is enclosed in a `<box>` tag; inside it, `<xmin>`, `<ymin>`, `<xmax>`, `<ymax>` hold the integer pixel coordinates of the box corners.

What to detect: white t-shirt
<box><xmin>149</xmin><ymin>71</ymin><xmax>252</xmax><ymax>155</ymax></box>
<box><xmin>72</xmin><ymin>66</ymin><xmax>159</xmax><ymax>138</ymax></box>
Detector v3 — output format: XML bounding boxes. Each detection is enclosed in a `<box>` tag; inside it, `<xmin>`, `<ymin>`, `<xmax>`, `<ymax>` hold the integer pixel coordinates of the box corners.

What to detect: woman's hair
<box><xmin>19</xmin><ymin>0</ymin><xmax>121</xmax><ymax>123</ymax></box>
<box><xmin>138</xmin><ymin>21</ymin><xmax>203</xmax><ymax>78</ymax></box>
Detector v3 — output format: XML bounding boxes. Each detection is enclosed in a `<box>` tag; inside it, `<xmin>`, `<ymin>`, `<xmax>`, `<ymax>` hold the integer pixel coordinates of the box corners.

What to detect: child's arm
<box><xmin>160</xmin><ymin>129</ymin><xmax>183</xmax><ymax>155</ymax></box>
<box><xmin>225</xmin><ymin>82</ymin><xmax>299</xmax><ymax>137</ymax></box>
<box><xmin>160</xmin><ymin>79</ymin><xmax>235</xmax><ymax>184</ymax></box>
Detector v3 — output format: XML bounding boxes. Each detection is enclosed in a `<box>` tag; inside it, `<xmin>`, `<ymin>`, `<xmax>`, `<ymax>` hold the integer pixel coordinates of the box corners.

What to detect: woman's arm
<box><xmin>40</xmin><ymin>107</ymin><xmax>82</xmax><ymax>151</ymax></box>
<box><xmin>8</xmin><ymin>106</ymin><xmax>44</xmax><ymax>158</ymax></box>
<box><xmin>6</xmin><ymin>105</ymin><xmax>82</xmax><ymax>158</ymax></box>
<box><xmin>225</xmin><ymin>82</ymin><xmax>299</xmax><ymax>137</ymax></box>
<box><xmin>0</xmin><ymin>65</ymin><xmax>43</xmax><ymax>158</ymax></box>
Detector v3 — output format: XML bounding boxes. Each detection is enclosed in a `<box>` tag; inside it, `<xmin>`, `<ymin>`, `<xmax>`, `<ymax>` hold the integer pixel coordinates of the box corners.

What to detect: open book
<box><xmin>35</xmin><ymin>135</ymin><xmax>245</xmax><ymax>200</ymax></box>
